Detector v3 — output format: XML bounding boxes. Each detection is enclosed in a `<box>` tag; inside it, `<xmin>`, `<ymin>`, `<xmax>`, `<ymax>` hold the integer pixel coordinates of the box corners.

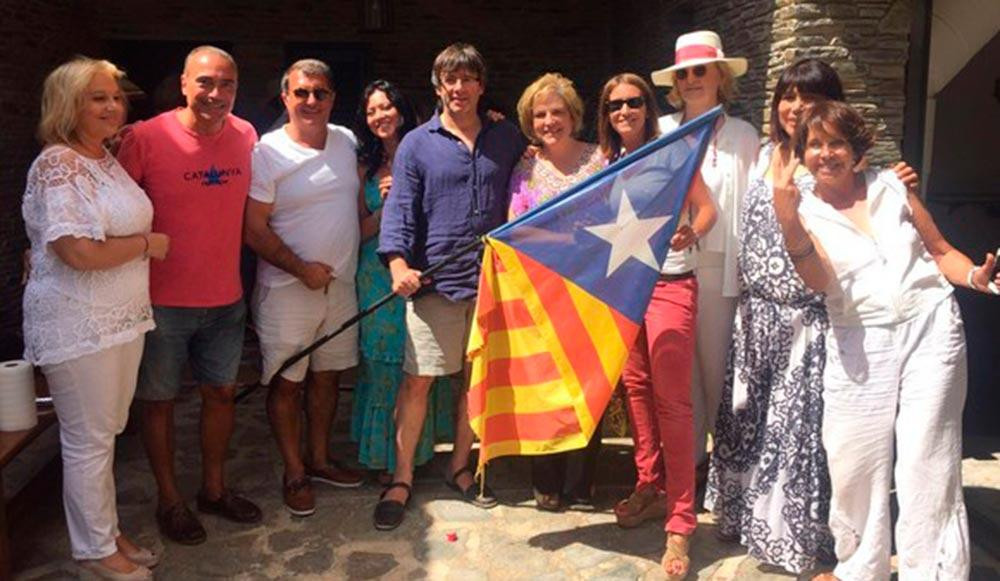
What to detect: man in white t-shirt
<box><xmin>244</xmin><ymin>59</ymin><xmax>363</xmax><ymax>517</ymax></box>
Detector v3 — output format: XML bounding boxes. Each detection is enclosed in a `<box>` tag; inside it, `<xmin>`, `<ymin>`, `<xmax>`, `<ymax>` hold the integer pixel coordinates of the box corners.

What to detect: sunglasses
<box><xmin>674</xmin><ymin>65</ymin><xmax>708</xmax><ymax>81</ymax></box>
<box><xmin>606</xmin><ymin>96</ymin><xmax>645</xmax><ymax>112</ymax></box>
<box><xmin>290</xmin><ymin>88</ymin><xmax>332</xmax><ymax>101</ymax></box>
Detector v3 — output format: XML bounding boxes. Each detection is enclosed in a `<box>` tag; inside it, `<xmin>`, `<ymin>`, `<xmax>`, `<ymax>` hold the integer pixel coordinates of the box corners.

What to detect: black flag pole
<box><xmin>236</xmin><ymin>236</ymin><xmax>485</xmax><ymax>404</ymax></box>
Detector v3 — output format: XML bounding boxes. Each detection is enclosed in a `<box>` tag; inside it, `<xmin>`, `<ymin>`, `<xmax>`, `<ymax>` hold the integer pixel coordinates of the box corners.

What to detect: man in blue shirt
<box><xmin>376</xmin><ymin>43</ymin><xmax>524</xmax><ymax>530</ymax></box>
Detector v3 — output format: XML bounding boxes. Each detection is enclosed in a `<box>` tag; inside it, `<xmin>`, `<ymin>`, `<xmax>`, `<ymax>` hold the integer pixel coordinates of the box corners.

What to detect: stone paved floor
<box><xmin>10</xmin><ymin>384</ymin><xmax>1000</xmax><ymax>580</ymax></box>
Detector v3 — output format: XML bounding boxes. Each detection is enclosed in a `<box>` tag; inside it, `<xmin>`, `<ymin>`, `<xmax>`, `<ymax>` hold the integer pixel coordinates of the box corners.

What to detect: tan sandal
<box><xmin>614</xmin><ymin>485</ymin><xmax>667</xmax><ymax>528</ymax></box>
<box><xmin>661</xmin><ymin>532</ymin><xmax>691</xmax><ymax>580</ymax></box>
<box><xmin>533</xmin><ymin>488</ymin><xmax>561</xmax><ymax>512</ymax></box>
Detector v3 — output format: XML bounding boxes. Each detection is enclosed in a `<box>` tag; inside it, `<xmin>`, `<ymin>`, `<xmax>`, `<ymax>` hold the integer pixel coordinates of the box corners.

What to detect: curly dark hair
<box><xmin>793</xmin><ymin>100</ymin><xmax>875</xmax><ymax>163</ymax></box>
<box><xmin>355</xmin><ymin>79</ymin><xmax>418</xmax><ymax>181</ymax></box>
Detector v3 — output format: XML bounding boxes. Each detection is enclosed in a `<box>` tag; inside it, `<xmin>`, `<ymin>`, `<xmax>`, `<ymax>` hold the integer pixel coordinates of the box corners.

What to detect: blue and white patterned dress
<box><xmin>705</xmin><ymin>144</ymin><xmax>835</xmax><ymax>574</ymax></box>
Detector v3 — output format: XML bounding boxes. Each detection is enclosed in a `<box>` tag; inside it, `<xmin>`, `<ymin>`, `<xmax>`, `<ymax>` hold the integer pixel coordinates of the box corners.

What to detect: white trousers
<box><xmin>823</xmin><ymin>297</ymin><xmax>969</xmax><ymax>581</ymax></box>
<box><xmin>692</xmin><ymin>261</ymin><xmax>737</xmax><ymax>465</ymax></box>
<box><xmin>42</xmin><ymin>336</ymin><xmax>144</xmax><ymax>560</ymax></box>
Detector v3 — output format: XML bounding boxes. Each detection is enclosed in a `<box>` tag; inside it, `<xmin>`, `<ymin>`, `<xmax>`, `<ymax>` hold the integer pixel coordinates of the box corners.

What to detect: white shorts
<box><xmin>403</xmin><ymin>293</ymin><xmax>474</xmax><ymax>377</ymax></box>
<box><xmin>252</xmin><ymin>278</ymin><xmax>359</xmax><ymax>384</ymax></box>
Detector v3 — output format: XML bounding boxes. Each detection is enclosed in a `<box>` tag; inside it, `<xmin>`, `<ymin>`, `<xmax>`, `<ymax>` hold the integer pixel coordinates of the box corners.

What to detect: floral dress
<box><xmin>705</xmin><ymin>144</ymin><xmax>835</xmax><ymax>574</ymax></box>
<box><xmin>351</xmin><ymin>178</ymin><xmax>454</xmax><ymax>471</ymax></box>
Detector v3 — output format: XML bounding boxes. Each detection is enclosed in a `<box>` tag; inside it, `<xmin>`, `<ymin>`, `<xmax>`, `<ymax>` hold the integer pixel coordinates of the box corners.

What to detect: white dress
<box><xmin>21</xmin><ymin>145</ymin><xmax>154</xmax><ymax>366</ymax></box>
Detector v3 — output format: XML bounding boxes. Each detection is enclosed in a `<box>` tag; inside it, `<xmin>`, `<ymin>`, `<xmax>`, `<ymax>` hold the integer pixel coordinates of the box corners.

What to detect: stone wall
<box><xmin>617</xmin><ymin>0</ymin><xmax>915</xmax><ymax>165</ymax></box>
<box><xmin>690</xmin><ymin>0</ymin><xmax>778</xmax><ymax>129</ymax></box>
<box><xmin>764</xmin><ymin>0</ymin><xmax>915</xmax><ymax>165</ymax></box>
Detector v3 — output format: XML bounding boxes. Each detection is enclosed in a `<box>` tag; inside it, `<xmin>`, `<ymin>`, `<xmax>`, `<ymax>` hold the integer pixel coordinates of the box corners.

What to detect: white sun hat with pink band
<box><xmin>651</xmin><ymin>30</ymin><xmax>748</xmax><ymax>87</ymax></box>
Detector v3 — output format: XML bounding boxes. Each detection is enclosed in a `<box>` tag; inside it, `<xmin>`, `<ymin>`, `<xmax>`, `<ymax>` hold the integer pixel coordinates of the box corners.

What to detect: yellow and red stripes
<box><xmin>468</xmin><ymin>238</ymin><xmax>638</xmax><ymax>467</ymax></box>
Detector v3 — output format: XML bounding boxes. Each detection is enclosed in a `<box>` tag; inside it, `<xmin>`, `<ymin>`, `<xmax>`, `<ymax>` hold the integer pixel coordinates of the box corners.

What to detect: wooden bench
<box><xmin>0</xmin><ymin>375</ymin><xmax>57</xmax><ymax>581</ymax></box>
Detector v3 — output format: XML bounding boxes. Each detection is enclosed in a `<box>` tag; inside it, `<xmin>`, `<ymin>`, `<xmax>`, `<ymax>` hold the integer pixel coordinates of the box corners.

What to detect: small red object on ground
<box><xmin>446</xmin><ymin>532</ymin><xmax>458</xmax><ymax>542</ymax></box>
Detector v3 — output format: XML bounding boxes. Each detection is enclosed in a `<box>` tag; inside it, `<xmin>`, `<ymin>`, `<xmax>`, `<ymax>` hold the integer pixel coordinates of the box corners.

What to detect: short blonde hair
<box><xmin>666</xmin><ymin>62</ymin><xmax>736</xmax><ymax>110</ymax></box>
<box><xmin>38</xmin><ymin>57</ymin><xmax>125</xmax><ymax>146</ymax></box>
<box><xmin>516</xmin><ymin>73</ymin><xmax>584</xmax><ymax>143</ymax></box>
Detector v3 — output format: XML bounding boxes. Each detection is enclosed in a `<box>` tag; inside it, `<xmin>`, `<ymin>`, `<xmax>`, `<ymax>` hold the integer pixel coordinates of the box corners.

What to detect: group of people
<box><xmin>20</xmin><ymin>28</ymin><xmax>995</xmax><ymax>581</ymax></box>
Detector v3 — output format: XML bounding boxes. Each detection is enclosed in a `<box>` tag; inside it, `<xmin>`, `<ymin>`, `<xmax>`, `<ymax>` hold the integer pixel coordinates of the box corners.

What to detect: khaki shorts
<box><xmin>404</xmin><ymin>293</ymin><xmax>475</xmax><ymax>376</ymax></box>
<box><xmin>252</xmin><ymin>279</ymin><xmax>359</xmax><ymax>384</ymax></box>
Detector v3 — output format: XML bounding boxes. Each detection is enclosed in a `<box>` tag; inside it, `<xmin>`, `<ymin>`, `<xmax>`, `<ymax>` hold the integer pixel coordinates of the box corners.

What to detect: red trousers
<box><xmin>622</xmin><ymin>276</ymin><xmax>697</xmax><ymax>534</ymax></box>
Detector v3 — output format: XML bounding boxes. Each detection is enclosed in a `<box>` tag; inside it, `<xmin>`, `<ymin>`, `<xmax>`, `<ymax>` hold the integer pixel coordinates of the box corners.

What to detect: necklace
<box><xmin>711</xmin><ymin>115</ymin><xmax>726</xmax><ymax>168</ymax></box>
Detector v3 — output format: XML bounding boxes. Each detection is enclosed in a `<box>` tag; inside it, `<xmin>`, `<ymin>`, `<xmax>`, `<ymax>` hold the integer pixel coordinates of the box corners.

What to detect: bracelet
<box><xmin>141</xmin><ymin>234</ymin><xmax>150</xmax><ymax>259</ymax></box>
<box><xmin>787</xmin><ymin>238</ymin><xmax>816</xmax><ymax>262</ymax></box>
<box><xmin>967</xmin><ymin>266</ymin><xmax>981</xmax><ymax>291</ymax></box>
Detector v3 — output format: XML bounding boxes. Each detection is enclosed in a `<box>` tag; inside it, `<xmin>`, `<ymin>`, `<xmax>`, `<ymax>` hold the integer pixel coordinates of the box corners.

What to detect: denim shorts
<box><xmin>136</xmin><ymin>300</ymin><xmax>246</xmax><ymax>401</ymax></box>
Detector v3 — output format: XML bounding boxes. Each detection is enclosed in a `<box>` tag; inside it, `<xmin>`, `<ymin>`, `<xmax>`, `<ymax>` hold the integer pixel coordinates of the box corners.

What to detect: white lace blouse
<box><xmin>21</xmin><ymin>145</ymin><xmax>154</xmax><ymax>366</ymax></box>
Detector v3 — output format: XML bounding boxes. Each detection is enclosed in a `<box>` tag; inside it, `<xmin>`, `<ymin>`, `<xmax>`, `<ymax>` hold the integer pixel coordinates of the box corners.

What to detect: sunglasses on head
<box><xmin>606</xmin><ymin>96</ymin><xmax>645</xmax><ymax>113</ymax></box>
<box><xmin>674</xmin><ymin>65</ymin><xmax>707</xmax><ymax>81</ymax></box>
<box><xmin>291</xmin><ymin>87</ymin><xmax>332</xmax><ymax>101</ymax></box>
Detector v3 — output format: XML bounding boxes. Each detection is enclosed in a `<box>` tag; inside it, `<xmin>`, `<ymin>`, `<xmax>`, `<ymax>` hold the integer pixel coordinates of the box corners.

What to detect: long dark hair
<box><xmin>770</xmin><ymin>58</ymin><xmax>844</xmax><ymax>147</ymax></box>
<box><xmin>355</xmin><ymin>79</ymin><xmax>417</xmax><ymax>181</ymax></box>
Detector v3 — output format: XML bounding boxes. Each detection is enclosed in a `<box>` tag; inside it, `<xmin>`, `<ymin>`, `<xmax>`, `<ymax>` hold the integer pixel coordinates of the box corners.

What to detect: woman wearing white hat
<box><xmin>650</xmin><ymin>30</ymin><xmax>760</xmax><ymax>481</ymax></box>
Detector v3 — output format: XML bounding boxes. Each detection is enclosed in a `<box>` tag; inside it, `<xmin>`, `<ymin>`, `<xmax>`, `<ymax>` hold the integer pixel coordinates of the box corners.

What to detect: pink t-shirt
<box><xmin>118</xmin><ymin>110</ymin><xmax>257</xmax><ymax>307</ymax></box>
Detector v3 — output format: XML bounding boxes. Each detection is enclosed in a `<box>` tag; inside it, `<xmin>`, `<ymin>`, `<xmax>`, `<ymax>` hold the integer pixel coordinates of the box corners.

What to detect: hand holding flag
<box><xmin>467</xmin><ymin>107</ymin><xmax>721</xmax><ymax>469</ymax></box>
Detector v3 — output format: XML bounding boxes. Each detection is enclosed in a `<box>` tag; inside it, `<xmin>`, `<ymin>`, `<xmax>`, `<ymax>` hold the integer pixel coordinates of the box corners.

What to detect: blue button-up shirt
<box><xmin>378</xmin><ymin>114</ymin><xmax>525</xmax><ymax>301</ymax></box>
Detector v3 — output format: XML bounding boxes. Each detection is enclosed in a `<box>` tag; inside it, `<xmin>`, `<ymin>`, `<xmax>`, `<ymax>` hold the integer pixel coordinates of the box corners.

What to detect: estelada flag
<box><xmin>467</xmin><ymin>107</ymin><xmax>721</xmax><ymax>469</ymax></box>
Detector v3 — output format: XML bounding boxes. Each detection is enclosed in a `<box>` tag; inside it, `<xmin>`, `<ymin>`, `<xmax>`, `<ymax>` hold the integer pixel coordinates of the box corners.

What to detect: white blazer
<box><xmin>658</xmin><ymin>112</ymin><xmax>759</xmax><ymax>297</ymax></box>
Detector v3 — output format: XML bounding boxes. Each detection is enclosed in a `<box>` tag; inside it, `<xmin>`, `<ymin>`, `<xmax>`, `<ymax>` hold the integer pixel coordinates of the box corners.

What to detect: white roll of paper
<box><xmin>0</xmin><ymin>359</ymin><xmax>37</xmax><ymax>431</ymax></box>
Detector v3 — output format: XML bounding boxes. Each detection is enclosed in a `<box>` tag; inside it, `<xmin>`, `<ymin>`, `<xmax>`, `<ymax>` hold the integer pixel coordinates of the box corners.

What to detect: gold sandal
<box><xmin>661</xmin><ymin>532</ymin><xmax>691</xmax><ymax>580</ymax></box>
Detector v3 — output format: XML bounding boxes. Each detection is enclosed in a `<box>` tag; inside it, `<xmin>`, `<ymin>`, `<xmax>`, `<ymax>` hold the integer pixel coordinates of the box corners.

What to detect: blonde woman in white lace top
<box><xmin>21</xmin><ymin>57</ymin><xmax>168</xmax><ymax>581</ymax></box>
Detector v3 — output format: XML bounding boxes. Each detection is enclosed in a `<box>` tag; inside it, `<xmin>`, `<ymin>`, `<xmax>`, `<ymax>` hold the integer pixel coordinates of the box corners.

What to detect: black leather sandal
<box><xmin>446</xmin><ymin>466</ymin><xmax>498</xmax><ymax>509</ymax></box>
<box><xmin>373</xmin><ymin>481</ymin><xmax>411</xmax><ymax>531</ymax></box>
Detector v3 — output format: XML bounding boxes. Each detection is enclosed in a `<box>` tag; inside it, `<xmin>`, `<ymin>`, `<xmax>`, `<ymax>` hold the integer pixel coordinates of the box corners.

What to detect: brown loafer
<box><xmin>156</xmin><ymin>503</ymin><xmax>206</xmax><ymax>546</ymax></box>
<box><xmin>306</xmin><ymin>461</ymin><xmax>364</xmax><ymax>488</ymax></box>
<box><xmin>196</xmin><ymin>489</ymin><xmax>263</xmax><ymax>524</ymax></box>
<box><xmin>283</xmin><ymin>476</ymin><xmax>315</xmax><ymax>517</ymax></box>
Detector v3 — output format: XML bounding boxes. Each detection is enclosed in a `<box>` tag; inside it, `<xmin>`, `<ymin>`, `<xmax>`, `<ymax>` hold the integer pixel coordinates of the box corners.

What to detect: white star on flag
<box><xmin>584</xmin><ymin>190</ymin><xmax>671</xmax><ymax>278</ymax></box>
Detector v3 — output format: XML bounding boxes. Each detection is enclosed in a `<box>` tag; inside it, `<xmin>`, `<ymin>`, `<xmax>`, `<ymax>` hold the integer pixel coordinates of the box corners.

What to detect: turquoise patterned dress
<box><xmin>352</xmin><ymin>178</ymin><xmax>455</xmax><ymax>471</ymax></box>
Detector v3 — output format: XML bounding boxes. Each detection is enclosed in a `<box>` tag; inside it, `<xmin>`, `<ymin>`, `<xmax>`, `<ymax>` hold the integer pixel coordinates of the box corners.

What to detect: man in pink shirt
<box><xmin>117</xmin><ymin>46</ymin><xmax>262</xmax><ymax>546</ymax></box>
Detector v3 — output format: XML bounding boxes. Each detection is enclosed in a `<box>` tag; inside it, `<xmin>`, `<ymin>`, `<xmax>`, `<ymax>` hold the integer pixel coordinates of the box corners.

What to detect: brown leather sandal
<box><xmin>614</xmin><ymin>485</ymin><xmax>667</xmax><ymax>528</ymax></box>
